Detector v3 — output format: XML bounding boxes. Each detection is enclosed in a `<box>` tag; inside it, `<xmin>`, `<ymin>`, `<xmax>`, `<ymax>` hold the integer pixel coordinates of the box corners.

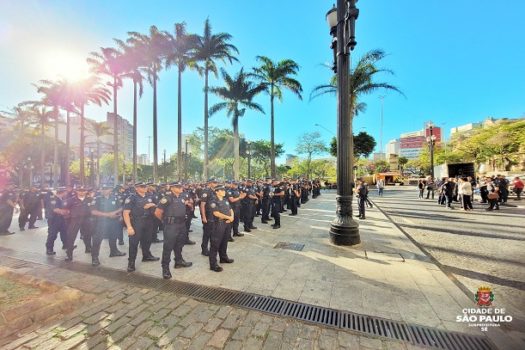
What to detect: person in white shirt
<box><xmin>376</xmin><ymin>179</ymin><xmax>385</xmax><ymax>197</ymax></box>
<box><xmin>458</xmin><ymin>177</ymin><xmax>473</xmax><ymax>211</ymax></box>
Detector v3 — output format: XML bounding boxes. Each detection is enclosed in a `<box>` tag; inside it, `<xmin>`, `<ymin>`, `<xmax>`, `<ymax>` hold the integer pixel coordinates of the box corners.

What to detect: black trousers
<box><xmin>0</xmin><ymin>206</ymin><xmax>14</xmax><ymax>233</ymax></box>
<box><xmin>163</xmin><ymin>222</ymin><xmax>187</xmax><ymax>266</ymax></box>
<box><xmin>242</xmin><ymin>204</ymin><xmax>254</xmax><ymax>228</ymax></box>
<box><xmin>271</xmin><ymin>201</ymin><xmax>281</xmax><ymax>225</ymax></box>
<box><xmin>462</xmin><ymin>195</ymin><xmax>473</xmax><ymax>209</ymax></box>
<box><xmin>201</xmin><ymin>221</ymin><xmax>213</xmax><ymax>252</ymax></box>
<box><xmin>18</xmin><ymin>205</ymin><xmax>38</xmax><ymax>229</ymax></box>
<box><xmin>92</xmin><ymin>219</ymin><xmax>120</xmax><ymax>258</ymax></box>
<box><xmin>261</xmin><ymin>198</ymin><xmax>270</xmax><ymax>221</ymax></box>
<box><xmin>231</xmin><ymin>207</ymin><xmax>240</xmax><ymax>234</ymax></box>
<box><xmin>357</xmin><ymin>197</ymin><xmax>365</xmax><ymax>218</ymax></box>
<box><xmin>65</xmin><ymin>217</ymin><xmax>92</xmax><ymax>257</ymax></box>
<box><xmin>128</xmin><ymin>218</ymin><xmax>153</xmax><ymax>262</ymax></box>
<box><xmin>209</xmin><ymin>221</ymin><xmax>230</xmax><ymax>268</ymax></box>
<box><xmin>290</xmin><ymin>196</ymin><xmax>298</xmax><ymax>215</ymax></box>
<box><xmin>426</xmin><ymin>189</ymin><xmax>434</xmax><ymax>199</ymax></box>
<box><xmin>45</xmin><ymin>216</ymin><xmax>67</xmax><ymax>251</ymax></box>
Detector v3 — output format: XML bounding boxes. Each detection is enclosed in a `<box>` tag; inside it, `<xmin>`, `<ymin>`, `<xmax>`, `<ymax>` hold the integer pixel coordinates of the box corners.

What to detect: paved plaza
<box><xmin>0</xmin><ymin>190</ymin><xmax>521</xmax><ymax>349</ymax></box>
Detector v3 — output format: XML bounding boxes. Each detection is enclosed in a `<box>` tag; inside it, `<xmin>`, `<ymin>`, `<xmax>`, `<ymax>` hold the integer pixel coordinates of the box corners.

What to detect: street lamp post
<box><xmin>426</xmin><ymin>125</ymin><xmax>437</xmax><ymax>180</ymax></box>
<box><xmin>326</xmin><ymin>0</ymin><xmax>360</xmax><ymax>246</ymax></box>
<box><xmin>247</xmin><ymin>142</ymin><xmax>252</xmax><ymax>179</ymax></box>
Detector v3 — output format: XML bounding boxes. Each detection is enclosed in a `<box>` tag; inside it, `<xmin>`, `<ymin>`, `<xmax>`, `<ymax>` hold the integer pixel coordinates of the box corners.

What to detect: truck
<box><xmin>433</xmin><ymin>162</ymin><xmax>476</xmax><ymax>179</ymax></box>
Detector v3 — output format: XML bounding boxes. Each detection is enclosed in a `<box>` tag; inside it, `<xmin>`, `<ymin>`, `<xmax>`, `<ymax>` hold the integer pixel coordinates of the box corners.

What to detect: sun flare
<box><xmin>41</xmin><ymin>50</ymin><xmax>90</xmax><ymax>82</ymax></box>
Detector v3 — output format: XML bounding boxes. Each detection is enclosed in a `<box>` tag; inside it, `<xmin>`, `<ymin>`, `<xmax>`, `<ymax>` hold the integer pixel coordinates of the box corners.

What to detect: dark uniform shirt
<box><xmin>157</xmin><ymin>194</ymin><xmax>187</xmax><ymax>221</ymax></box>
<box><xmin>123</xmin><ymin>193</ymin><xmax>155</xmax><ymax>219</ymax></box>
<box><xmin>241</xmin><ymin>186</ymin><xmax>257</xmax><ymax>205</ymax></box>
<box><xmin>45</xmin><ymin>195</ymin><xmax>64</xmax><ymax>220</ymax></box>
<box><xmin>0</xmin><ymin>190</ymin><xmax>16</xmax><ymax>209</ymax></box>
<box><xmin>226</xmin><ymin>188</ymin><xmax>241</xmax><ymax>210</ymax></box>
<box><xmin>63</xmin><ymin>196</ymin><xmax>93</xmax><ymax>218</ymax></box>
<box><xmin>200</xmin><ymin>188</ymin><xmax>217</xmax><ymax>223</ymax></box>
<box><xmin>21</xmin><ymin>191</ymin><xmax>41</xmax><ymax>209</ymax></box>
<box><xmin>211</xmin><ymin>197</ymin><xmax>231</xmax><ymax>219</ymax></box>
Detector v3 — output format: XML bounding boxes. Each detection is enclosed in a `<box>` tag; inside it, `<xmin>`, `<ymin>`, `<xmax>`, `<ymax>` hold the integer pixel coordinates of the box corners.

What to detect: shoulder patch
<box><xmin>147</xmin><ymin>198</ymin><xmax>152</xmax><ymax>202</ymax></box>
<box><xmin>125</xmin><ymin>198</ymin><xmax>131</xmax><ymax>204</ymax></box>
<box><xmin>210</xmin><ymin>203</ymin><xmax>216</xmax><ymax>208</ymax></box>
<box><xmin>160</xmin><ymin>197</ymin><xmax>168</xmax><ymax>204</ymax></box>
<box><xmin>202</xmin><ymin>193</ymin><xmax>208</xmax><ymax>198</ymax></box>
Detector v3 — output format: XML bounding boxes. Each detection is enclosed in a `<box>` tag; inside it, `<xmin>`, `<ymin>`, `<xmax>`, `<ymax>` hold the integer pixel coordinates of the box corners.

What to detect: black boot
<box><xmin>162</xmin><ymin>266</ymin><xmax>172</xmax><ymax>279</ymax></box>
<box><xmin>127</xmin><ymin>261</ymin><xmax>135</xmax><ymax>272</ymax></box>
<box><xmin>46</xmin><ymin>249</ymin><xmax>56</xmax><ymax>256</ymax></box>
<box><xmin>92</xmin><ymin>257</ymin><xmax>100</xmax><ymax>266</ymax></box>
<box><xmin>65</xmin><ymin>251</ymin><xmax>73</xmax><ymax>262</ymax></box>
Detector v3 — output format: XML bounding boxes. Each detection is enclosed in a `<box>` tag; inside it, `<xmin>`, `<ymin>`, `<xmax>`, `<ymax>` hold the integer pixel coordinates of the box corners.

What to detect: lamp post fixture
<box><xmin>426</xmin><ymin>125</ymin><xmax>437</xmax><ymax>180</ymax></box>
<box><xmin>326</xmin><ymin>0</ymin><xmax>360</xmax><ymax>246</ymax></box>
<box><xmin>247</xmin><ymin>142</ymin><xmax>252</xmax><ymax>179</ymax></box>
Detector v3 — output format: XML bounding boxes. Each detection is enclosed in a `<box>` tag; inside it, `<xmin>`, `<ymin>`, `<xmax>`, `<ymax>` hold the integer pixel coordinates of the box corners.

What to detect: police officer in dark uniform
<box><xmin>90</xmin><ymin>185</ymin><xmax>126</xmax><ymax>266</ymax></box>
<box><xmin>289</xmin><ymin>180</ymin><xmax>300</xmax><ymax>215</ymax></box>
<box><xmin>182</xmin><ymin>184</ymin><xmax>196</xmax><ymax>244</ymax></box>
<box><xmin>271</xmin><ymin>180</ymin><xmax>284</xmax><ymax>229</ymax></box>
<box><xmin>114</xmin><ymin>185</ymin><xmax>127</xmax><ymax>245</ymax></box>
<box><xmin>44</xmin><ymin>187</ymin><xmax>68</xmax><ymax>254</ymax></box>
<box><xmin>209</xmin><ymin>185</ymin><xmax>234</xmax><ymax>272</ymax></box>
<box><xmin>63</xmin><ymin>187</ymin><xmax>93</xmax><ymax>261</ymax></box>
<box><xmin>122</xmin><ymin>182</ymin><xmax>159</xmax><ymax>272</ymax></box>
<box><xmin>199</xmin><ymin>178</ymin><xmax>218</xmax><ymax>256</ymax></box>
<box><xmin>0</xmin><ymin>185</ymin><xmax>17</xmax><ymax>235</ymax></box>
<box><xmin>355</xmin><ymin>180</ymin><xmax>366</xmax><ymax>219</ymax></box>
<box><xmin>155</xmin><ymin>182</ymin><xmax>193</xmax><ymax>279</ymax></box>
<box><xmin>241</xmin><ymin>179</ymin><xmax>258</xmax><ymax>232</ymax></box>
<box><xmin>18</xmin><ymin>186</ymin><xmax>41</xmax><ymax>230</ymax></box>
<box><xmin>261</xmin><ymin>178</ymin><xmax>272</xmax><ymax>223</ymax></box>
<box><xmin>227</xmin><ymin>181</ymin><xmax>245</xmax><ymax>239</ymax></box>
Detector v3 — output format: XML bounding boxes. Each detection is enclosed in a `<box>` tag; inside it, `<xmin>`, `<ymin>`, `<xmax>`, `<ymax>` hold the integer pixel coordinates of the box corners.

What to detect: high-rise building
<box><xmin>399</xmin><ymin>124</ymin><xmax>441</xmax><ymax>160</ymax></box>
<box><xmin>385</xmin><ymin>139</ymin><xmax>400</xmax><ymax>161</ymax></box>
<box><xmin>106</xmin><ymin>113</ymin><xmax>133</xmax><ymax>161</ymax></box>
<box><xmin>138</xmin><ymin>154</ymin><xmax>149</xmax><ymax>165</ymax></box>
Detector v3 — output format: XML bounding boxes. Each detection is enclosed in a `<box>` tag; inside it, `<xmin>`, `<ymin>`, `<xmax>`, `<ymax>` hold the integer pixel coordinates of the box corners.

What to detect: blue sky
<box><xmin>1</xmin><ymin>0</ymin><xmax>524</xmax><ymax>163</ymax></box>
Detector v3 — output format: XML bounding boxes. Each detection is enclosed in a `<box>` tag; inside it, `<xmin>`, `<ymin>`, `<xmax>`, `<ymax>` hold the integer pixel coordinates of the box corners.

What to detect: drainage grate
<box><xmin>273</xmin><ymin>242</ymin><xmax>305</xmax><ymax>251</ymax></box>
<box><xmin>0</xmin><ymin>248</ymin><xmax>496</xmax><ymax>350</ymax></box>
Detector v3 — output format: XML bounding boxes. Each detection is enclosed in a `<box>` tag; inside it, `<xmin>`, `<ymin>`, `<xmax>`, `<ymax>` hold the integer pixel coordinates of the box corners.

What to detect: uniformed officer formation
<box><xmin>0</xmin><ymin>178</ymin><xmax>323</xmax><ymax>280</ymax></box>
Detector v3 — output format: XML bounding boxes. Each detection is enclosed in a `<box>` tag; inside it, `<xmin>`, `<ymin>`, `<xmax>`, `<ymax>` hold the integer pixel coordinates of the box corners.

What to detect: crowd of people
<box><xmin>417</xmin><ymin>175</ymin><xmax>523</xmax><ymax>211</ymax></box>
<box><xmin>0</xmin><ymin>178</ymin><xmax>322</xmax><ymax>279</ymax></box>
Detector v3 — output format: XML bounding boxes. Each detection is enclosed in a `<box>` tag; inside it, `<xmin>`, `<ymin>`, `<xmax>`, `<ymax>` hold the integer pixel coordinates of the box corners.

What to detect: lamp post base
<box><xmin>329</xmin><ymin>195</ymin><xmax>360</xmax><ymax>246</ymax></box>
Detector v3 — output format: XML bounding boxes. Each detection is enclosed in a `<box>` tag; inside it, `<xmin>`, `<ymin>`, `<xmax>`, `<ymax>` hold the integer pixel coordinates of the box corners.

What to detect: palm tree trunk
<box><xmin>112</xmin><ymin>76</ymin><xmax>119</xmax><ymax>186</ymax></box>
<box><xmin>203</xmin><ymin>67</ymin><xmax>209</xmax><ymax>180</ymax></box>
<box><xmin>53</xmin><ymin>107</ymin><xmax>59</xmax><ymax>186</ymax></box>
<box><xmin>40</xmin><ymin>122</ymin><xmax>45</xmax><ymax>186</ymax></box>
<box><xmin>80</xmin><ymin>104</ymin><xmax>85</xmax><ymax>186</ymax></box>
<box><xmin>270</xmin><ymin>86</ymin><xmax>276</xmax><ymax>178</ymax></box>
<box><xmin>66</xmin><ymin>110</ymin><xmax>71</xmax><ymax>186</ymax></box>
<box><xmin>177</xmin><ymin>67</ymin><xmax>183</xmax><ymax>181</ymax></box>
<box><xmin>233</xmin><ymin>114</ymin><xmax>240</xmax><ymax>181</ymax></box>
<box><xmin>153</xmin><ymin>71</ymin><xmax>158</xmax><ymax>183</ymax></box>
<box><xmin>132</xmin><ymin>81</ymin><xmax>138</xmax><ymax>184</ymax></box>
<box><xmin>96</xmin><ymin>139</ymin><xmax>101</xmax><ymax>187</ymax></box>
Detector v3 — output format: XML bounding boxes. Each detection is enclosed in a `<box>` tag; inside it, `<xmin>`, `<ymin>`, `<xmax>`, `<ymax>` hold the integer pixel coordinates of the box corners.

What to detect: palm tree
<box><xmin>87</xmin><ymin>120</ymin><xmax>112</xmax><ymax>187</ymax></box>
<box><xmin>87</xmin><ymin>47</ymin><xmax>127</xmax><ymax>185</ymax></box>
<box><xmin>164</xmin><ymin>22</ymin><xmax>199</xmax><ymax>180</ymax></box>
<box><xmin>127</xmin><ymin>26</ymin><xmax>167</xmax><ymax>183</ymax></box>
<box><xmin>194</xmin><ymin>19</ymin><xmax>239</xmax><ymax>179</ymax></box>
<box><xmin>209</xmin><ymin>68</ymin><xmax>265</xmax><ymax>180</ymax></box>
<box><xmin>115</xmin><ymin>39</ymin><xmax>145</xmax><ymax>184</ymax></box>
<box><xmin>2</xmin><ymin>104</ymin><xmax>33</xmax><ymax>134</ymax></box>
<box><xmin>310</xmin><ymin>49</ymin><xmax>403</xmax><ymax>113</ymax></box>
<box><xmin>252</xmin><ymin>56</ymin><xmax>302</xmax><ymax>178</ymax></box>
<box><xmin>71</xmin><ymin>76</ymin><xmax>111</xmax><ymax>185</ymax></box>
<box><xmin>29</xmin><ymin>105</ymin><xmax>54</xmax><ymax>185</ymax></box>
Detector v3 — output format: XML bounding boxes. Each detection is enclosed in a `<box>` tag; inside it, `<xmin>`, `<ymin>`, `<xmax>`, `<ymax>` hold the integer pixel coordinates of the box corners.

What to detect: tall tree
<box><xmin>295</xmin><ymin>131</ymin><xmax>327</xmax><ymax>179</ymax></box>
<box><xmin>115</xmin><ymin>38</ymin><xmax>145</xmax><ymax>184</ymax></box>
<box><xmin>127</xmin><ymin>26</ymin><xmax>167</xmax><ymax>183</ymax></box>
<box><xmin>29</xmin><ymin>105</ymin><xmax>54</xmax><ymax>185</ymax></box>
<box><xmin>330</xmin><ymin>131</ymin><xmax>376</xmax><ymax>158</ymax></box>
<box><xmin>87</xmin><ymin>46</ymin><xmax>127</xmax><ymax>185</ymax></box>
<box><xmin>194</xmin><ymin>18</ymin><xmax>239</xmax><ymax>179</ymax></box>
<box><xmin>252</xmin><ymin>56</ymin><xmax>302</xmax><ymax>177</ymax></box>
<box><xmin>70</xmin><ymin>76</ymin><xmax>111</xmax><ymax>185</ymax></box>
<box><xmin>250</xmin><ymin>140</ymin><xmax>285</xmax><ymax>177</ymax></box>
<box><xmin>87</xmin><ymin>120</ymin><xmax>112</xmax><ymax>187</ymax></box>
<box><xmin>310</xmin><ymin>49</ymin><xmax>404</xmax><ymax>115</ymax></box>
<box><xmin>165</xmin><ymin>22</ymin><xmax>199</xmax><ymax>180</ymax></box>
<box><xmin>209</xmin><ymin>68</ymin><xmax>265</xmax><ymax>180</ymax></box>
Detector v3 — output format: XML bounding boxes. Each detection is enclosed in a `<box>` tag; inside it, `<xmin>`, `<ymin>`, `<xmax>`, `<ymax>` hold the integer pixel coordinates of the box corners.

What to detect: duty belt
<box><xmin>165</xmin><ymin>216</ymin><xmax>186</xmax><ymax>224</ymax></box>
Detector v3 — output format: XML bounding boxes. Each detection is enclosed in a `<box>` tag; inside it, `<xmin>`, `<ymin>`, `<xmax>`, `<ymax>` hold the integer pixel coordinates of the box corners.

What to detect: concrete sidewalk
<box><xmin>0</xmin><ymin>190</ymin><xmax>511</xmax><ymax>348</ymax></box>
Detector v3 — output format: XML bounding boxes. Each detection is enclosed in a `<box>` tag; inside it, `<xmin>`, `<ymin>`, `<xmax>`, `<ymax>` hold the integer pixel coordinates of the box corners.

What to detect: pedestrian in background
<box><xmin>376</xmin><ymin>178</ymin><xmax>385</xmax><ymax>197</ymax></box>
<box><xmin>486</xmin><ymin>178</ymin><xmax>500</xmax><ymax>211</ymax></box>
<box><xmin>512</xmin><ymin>176</ymin><xmax>523</xmax><ymax>200</ymax></box>
<box><xmin>459</xmin><ymin>177</ymin><xmax>473</xmax><ymax>211</ymax></box>
<box><xmin>418</xmin><ymin>180</ymin><xmax>425</xmax><ymax>199</ymax></box>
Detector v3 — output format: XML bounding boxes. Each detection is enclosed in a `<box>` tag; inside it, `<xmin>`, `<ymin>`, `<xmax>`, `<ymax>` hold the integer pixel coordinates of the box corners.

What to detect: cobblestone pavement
<box><xmin>0</xmin><ymin>256</ymin><xmax>414</xmax><ymax>350</ymax></box>
<box><xmin>370</xmin><ymin>186</ymin><xmax>525</xmax><ymax>348</ymax></box>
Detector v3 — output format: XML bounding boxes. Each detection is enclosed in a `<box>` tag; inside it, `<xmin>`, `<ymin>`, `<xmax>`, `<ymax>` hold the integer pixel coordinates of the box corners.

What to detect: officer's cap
<box><xmin>207</xmin><ymin>177</ymin><xmax>218</xmax><ymax>183</ymax></box>
<box><xmin>214</xmin><ymin>185</ymin><xmax>226</xmax><ymax>192</ymax></box>
<box><xmin>56</xmin><ymin>187</ymin><xmax>68</xmax><ymax>193</ymax></box>
<box><xmin>134</xmin><ymin>182</ymin><xmax>147</xmax><ymax>187</ymax></box>
<box><xmin>100</xmin><ymin>185</ymin><xmax>113</xmax><ymax>190</ymax></box>
<box><xmin>75</xmin><ymin>186</ymin><xmax>89</xmax><ymax>191</ymax></box>
<box><xmin>169</xmin><ymin>181</ymin><xmax>183</xmax><ymax>188</ymax></box>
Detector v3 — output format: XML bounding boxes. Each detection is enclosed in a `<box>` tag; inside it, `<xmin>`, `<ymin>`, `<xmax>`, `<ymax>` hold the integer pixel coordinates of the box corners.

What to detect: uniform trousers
<box><xmin>18</xmin><ymin>205</ymin><xmax>39</xmax><ymax>229</ymax></box>
<box><xmin>92</xmin><ymin>218</ymin><xmax>120</xmax><ymax>258</ymax></box>
<box><xmin>0</xmin><ymin>206</ymin><xmax>14</xmax><ymax>233</ymax></box>
<box><xmin>163</xmin><ymin>221</ymin><xmax>187</xmax><ymax>266</ymax></box>
<box><xmin>45</xmin><ymin>216</ymin><xmax>67</xmax><ymax>250</ymax></box>
<box><xmin>66</xmin><ymin>217</ymin><xmax>92</xmax><ymax>257</ymax></box>
<box><xmin>241</xmin><ymin>203</ymin><xmax>254</xmax><ymax>228</ymax></box>
<box><xmin>290</xmin><ymin>196</ymin><xmax>298</xmax><ymax>215</ymax></box>
<box><xmin>271</xmin><ymin>200</ymin><xmax>281</xmax><ymax>226</ymax></box>
<box><xmin>357</xmin><ymin>197</ymin><xmax>365</xmax><ymax>218</ymax></box>
<box><xmin>201</xmin><ymin>221</ymin><xmax>213</xmax><ymax>253</ymax></box>
<box><xmin>128</xmin><ymin>217</ymin><xmax>153</xmax><ymax>262</ymax></box>
<box><xmin>209</xmin><ymin>221</ymin><xmax>230</xmax><ymax>268</ymax></box>
<box><xmin>261</xmin><ymin>198</ymin><xmax>270</xmax><ymax>221</ymax></box>
<box><xmin>231</xmin><ymin>207</ymin><xmax>240</xmax><ymax>234</ymax></box>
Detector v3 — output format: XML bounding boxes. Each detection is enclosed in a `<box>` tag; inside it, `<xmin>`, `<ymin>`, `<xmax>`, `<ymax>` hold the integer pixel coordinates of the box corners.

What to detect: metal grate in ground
<box><xmin>0</xmin><ymin>247</ymin><xmax>495</xmax><ymax>350</ymax></box>
<box><xmin>273</xmin><ymin>242</ymin><xmax>305</xmax><ymax>251</ymax></box>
